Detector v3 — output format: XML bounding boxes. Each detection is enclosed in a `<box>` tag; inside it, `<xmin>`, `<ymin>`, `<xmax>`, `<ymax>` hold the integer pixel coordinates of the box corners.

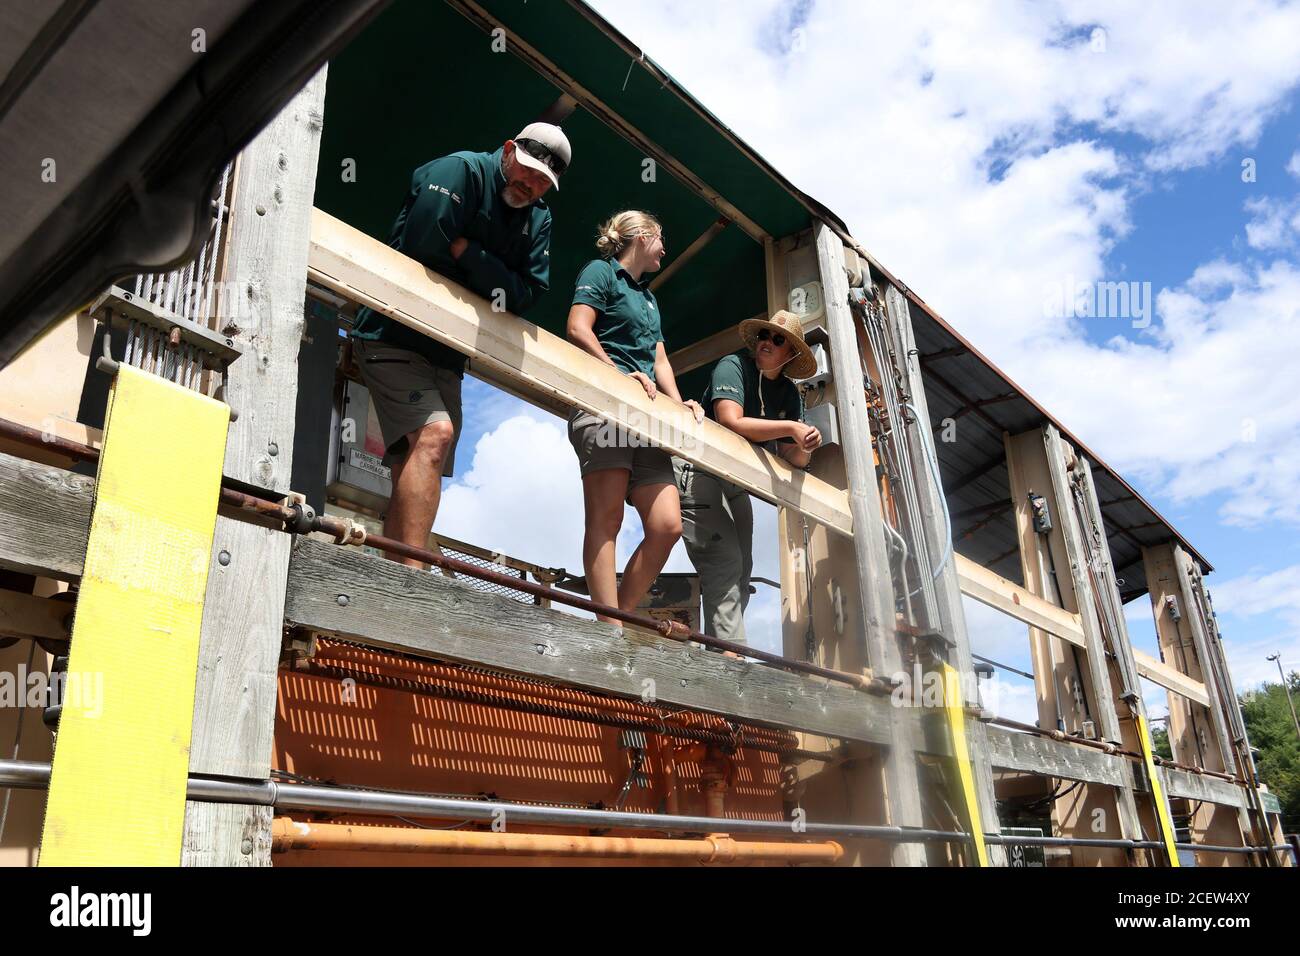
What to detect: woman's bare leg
<box><xmin>581</xmin><ymin>468</ymin><xmax>631</xmax><ymax>624</ymax></box>
<box><xmin>620</xmin><ymin>481</ymin><xmax>683</xmax><ymax>613</ymax></box>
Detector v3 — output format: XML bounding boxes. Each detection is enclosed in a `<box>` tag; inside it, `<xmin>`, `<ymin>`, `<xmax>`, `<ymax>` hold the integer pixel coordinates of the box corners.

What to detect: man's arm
<box><xmin>401</xmin><ymin>156</ymin><xmax>479</xmax><ymax>269</ymax></box>
<box><xmin>457</xmin><ymin>212</ymin><xmax>551</xmax><ymax>315</ymax></box>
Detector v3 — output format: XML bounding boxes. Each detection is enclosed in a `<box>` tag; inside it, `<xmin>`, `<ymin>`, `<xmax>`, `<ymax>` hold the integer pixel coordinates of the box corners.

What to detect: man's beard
<box><xmin>502</xmin><ymin>183</ymin><xmax>533</xmax><ymax>208</ymax></box>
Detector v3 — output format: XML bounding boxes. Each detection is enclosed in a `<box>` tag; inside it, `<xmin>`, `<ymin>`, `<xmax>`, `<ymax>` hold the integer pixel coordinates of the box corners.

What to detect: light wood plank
<box><xmin>1132</xmin><ymin>648</ymin><xmax>1210</xmax><ymax>706</ymax></box>
<box><xmin>884</xmin><ymin>284</ymin><xmax>1006</xmax><ymax>865</ymax></box>
<box><xmin>307</xmin><ymin>209</ymin><xmax>854</xmax><ymax>537</ymax></box>
<box><xmin>0</xmin><ymin>589</ymin><xmax>70</xmax><ymax>642</ymax></box>
<box><xmin>955</xmin><ymin>553</ymin><xmax>1085</xmax><ymax>646</ymax></box>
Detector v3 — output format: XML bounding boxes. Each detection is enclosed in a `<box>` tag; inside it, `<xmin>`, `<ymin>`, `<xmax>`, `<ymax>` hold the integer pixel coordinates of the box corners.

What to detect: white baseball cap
<box><xmin>511</xmin><ymin>122</ymin><xmax>572</xmax><ymax>191</ymax></box>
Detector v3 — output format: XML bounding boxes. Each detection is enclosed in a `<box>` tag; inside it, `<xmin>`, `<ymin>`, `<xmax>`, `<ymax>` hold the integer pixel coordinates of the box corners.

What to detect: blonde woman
<box><xmin>565</xmin><ymin>211</ymin><xmax>703</xmax><ymax>625</ymax></box>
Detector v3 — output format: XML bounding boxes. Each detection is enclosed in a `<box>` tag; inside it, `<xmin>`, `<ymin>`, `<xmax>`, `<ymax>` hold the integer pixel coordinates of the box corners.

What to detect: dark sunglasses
<box><xmin>757</xmin><ymin>328</ymin><xmax>787</xmax><ymax>348</ymax></box>
<box><xmin>515</xmin><ymin>138</ymin><xmax>568</xmax><ymax>176</ymax></box>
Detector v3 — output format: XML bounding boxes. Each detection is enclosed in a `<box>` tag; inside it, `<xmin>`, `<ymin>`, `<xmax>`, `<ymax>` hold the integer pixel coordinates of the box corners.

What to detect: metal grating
<box><xmin>437</xmin><ymin>545</ymin><xmax>539</xmax><ymax>606</ymax></box>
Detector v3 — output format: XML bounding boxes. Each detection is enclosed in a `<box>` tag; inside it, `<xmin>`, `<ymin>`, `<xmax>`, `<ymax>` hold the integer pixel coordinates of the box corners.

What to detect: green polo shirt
<box><xmin>351</xmin><ymin>147</ymin><xmax>552</xmax><ymax>374</ymax></box>
<box><xmin>703</xmin><ymin>353</ymin><xmax>804</xmax><ymax>447</ymax></box>
<box><xmin>571</xmin><ymin>258</ymin><xmax>662</xmax><ymax>381</ymax></box>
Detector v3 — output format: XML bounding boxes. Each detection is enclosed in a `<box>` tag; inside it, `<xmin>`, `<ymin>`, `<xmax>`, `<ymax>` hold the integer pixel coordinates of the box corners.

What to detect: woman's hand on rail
<box><xmin>682</xmin><ymin>399</ymin><xmax>705</xmax><ymax>424</ymax></box>
<box><xmin>629</xmin><ymin>370</ymin><xmax>657</xmax><ymax>400</ymax></box>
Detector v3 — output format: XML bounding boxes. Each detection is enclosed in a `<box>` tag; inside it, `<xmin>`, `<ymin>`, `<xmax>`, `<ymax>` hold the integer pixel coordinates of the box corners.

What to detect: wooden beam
<box><xmin>1133</xmin><ymin>648</ymin><xmax>1209</xmax><ymax>707</ymax></box>
<box><xmin>985</xmin><ymin>727</ymin><xmax>1128</xmax><ymax>787</ymax></box>
<box><xmin>665</xmin><ymin>317</ymin><xmax>755</xmax><ymax>377</ymax></box>
<box><xmin>308</xmin><ymin>209</ymin><xmax>855</xmax><ymax>537</ymax></box>
<box><xmin>0</xmin><ymin>450</ymin><xmax>91</xmax><ymax>581</ymax></box>
<box><xmin>649</xmin><ymin>217</ymin><xmax>729</xmax><ymax>292</ymax></box>
<box><xmin>1042</xmin><ymin>426</ymin><xmax>1128</xmax><ymax>744</ymax></box>
<box><xmin>446</xmin><ymin>0</ymin><xmax>769</xmax><ymax>244</ymax></box>
<box><xmin>284</xmin><ymin>537</ymin><xmax>893</xmax><ymax>746</ymax></box>
<box><xmin>185</xmin><ymin>67</ymin><xmax>328</xmax><ymax>867</ymax></box>
<box><xmin>815</xmin><ymin>224</ymin><xmax>927</xmax><ymax>864</ymax></box>
<box><xmin>0</xmin><ymin>588</ymin><xmax>70</xmax><ymax>643</ymax></box>
<box><xmin>956</xmin><ymin>559</ymin><xmax>1211</xmax><ymax>706</ymax></box>
<box><xmin>956</xmin><ymin>553</ymin><xmax>1085</xmax><ymax>646</ymax></box>
<box><xmin>1005</xmin><ymin>426</ymin><xmax>1145</xmax><ymax>865</ymax></box>
<box><xmin>1161</xmin><ymin>766</ymin><xmax>1254</xmax><ymax>811</ymax></box>
<box><xmin>1</xmin><ymin>446</ymin><xmax>1268</xmax><ymax>826</ymax></box>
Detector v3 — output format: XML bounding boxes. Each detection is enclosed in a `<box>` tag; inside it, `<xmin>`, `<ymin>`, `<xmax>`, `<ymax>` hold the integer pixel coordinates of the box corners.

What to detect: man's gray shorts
<box><xmin>567</xmin><ymin>408</ymin><xmax>675</xmax><ymax>500</ymax></box>
<box><xmin>353</xmin><ymin>340</ymin><xmax>462</xmax><ymax>477</ymax></box>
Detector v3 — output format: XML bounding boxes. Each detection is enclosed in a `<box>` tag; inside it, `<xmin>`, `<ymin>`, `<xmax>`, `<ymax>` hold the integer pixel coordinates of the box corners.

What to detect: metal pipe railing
<box><xmin>270</xmin><ymin>817</ymin><xmax>845</xmax><ymax>863</ymax></box>
<box><xmin>987</xmin><ymin>713</ymin><xmax>1242</xmax><ymax>783</ymax></box>
<box><xmin>0</xmin><ymin>416</ymin><xmax>886</xmax><ymax>694</ymax></box>
<box><xmin>2</xmin><ymin>759</ymin><xmax>1291</xmax><ymax>859</ymax></box>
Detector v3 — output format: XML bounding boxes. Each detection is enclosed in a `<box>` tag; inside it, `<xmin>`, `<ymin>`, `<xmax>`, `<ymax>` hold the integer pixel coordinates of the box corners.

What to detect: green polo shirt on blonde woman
<box><xmin>570</xmin><ymin>258</ymin><xmax>663</xmax><ymax>381</ymax></box>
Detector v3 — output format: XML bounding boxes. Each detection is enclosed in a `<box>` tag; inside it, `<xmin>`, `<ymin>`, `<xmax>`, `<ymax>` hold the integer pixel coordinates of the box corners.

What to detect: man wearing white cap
<box><xmin>351</xmin><ymin>123</ymin><xmax>572</xmax><ymax>566</ymax></box>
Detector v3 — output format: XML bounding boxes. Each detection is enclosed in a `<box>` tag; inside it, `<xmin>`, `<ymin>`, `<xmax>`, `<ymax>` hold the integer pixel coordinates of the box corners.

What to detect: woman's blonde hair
<box><xmin>595</xmin><ymin>210</ymin><xmax>661</xmax><ymax>259</ymax></box>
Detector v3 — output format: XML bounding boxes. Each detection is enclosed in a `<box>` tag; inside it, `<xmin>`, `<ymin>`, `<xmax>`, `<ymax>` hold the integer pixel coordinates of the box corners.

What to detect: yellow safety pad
<box><xmin>39</xmin><ymin>365</ymin><xmax>228</xmax><ymax>866</ymax></box>
<box><xmin>1136</xmin><ymin>712</ymin><xmax>1181</xmax><ymax>867</ymax></box>
<box><xmin>939</xmin><ymin>662</ymin><xmax>989</xmax><ymax>867</ymax></box>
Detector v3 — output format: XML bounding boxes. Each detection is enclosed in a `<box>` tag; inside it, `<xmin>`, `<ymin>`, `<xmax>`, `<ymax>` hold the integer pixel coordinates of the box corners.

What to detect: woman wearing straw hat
<box><xmin>566</xmin><ymin>210</ymin><xmax>704</xmax><ymax>626</ymax></box>
<box><xmin>673</xmin><ymin>310</ymin><xmax>821</xmax><ymax>647</ymax></box>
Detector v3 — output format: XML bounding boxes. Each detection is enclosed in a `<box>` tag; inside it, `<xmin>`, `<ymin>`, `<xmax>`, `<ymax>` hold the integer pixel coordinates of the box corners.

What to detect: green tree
<box><xmin>1239</xmin><ymin>671</ymin><xmax>1300</xmax><ymax>835</ymax></box>
<box><xmin>1150</xmin><ymin>724</ymin><xmax>1172</xmax><ymax>761</ymax></box>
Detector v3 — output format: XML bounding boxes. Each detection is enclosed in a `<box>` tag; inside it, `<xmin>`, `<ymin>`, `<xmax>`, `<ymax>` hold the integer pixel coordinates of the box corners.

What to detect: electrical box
<box><xmin>803</xmin><ymin>402</ymin><xmax>840</xmax><ymax>448</ymax></box>
<box><xmin>326</xmin><ymin>377</ymin><xmax>394</xmax><ymax>512</ymax></box>
<box><xmin>788</xmin><ymin>280</ymin><xmax>825</xmax><ymax>330</ymax></box>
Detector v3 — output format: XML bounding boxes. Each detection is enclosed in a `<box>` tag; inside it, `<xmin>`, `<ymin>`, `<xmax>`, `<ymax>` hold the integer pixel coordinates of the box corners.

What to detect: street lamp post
<box><xmin>1266</xmin><ymin>653</ymin><xmax>1300</xmax><ymax>743</ymax></box>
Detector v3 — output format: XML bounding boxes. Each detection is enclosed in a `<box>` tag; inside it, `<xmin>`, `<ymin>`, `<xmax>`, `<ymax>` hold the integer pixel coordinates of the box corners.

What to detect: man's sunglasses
<box><xmin>757</xmin><ymin>328</ymin><xmax>788</xmax><ymax>348</ymax></box>
<box><xmin>515</xmin><ymin>138</ymin><xmax>568</xmax><ymax>176</ymax></box>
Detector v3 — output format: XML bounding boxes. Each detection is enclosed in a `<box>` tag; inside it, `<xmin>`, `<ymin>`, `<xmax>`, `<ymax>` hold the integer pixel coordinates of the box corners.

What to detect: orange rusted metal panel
<box><xmin>272</xmin><ymin>639</ymin><xmax>798</xmax><ymax>866</ymax></box>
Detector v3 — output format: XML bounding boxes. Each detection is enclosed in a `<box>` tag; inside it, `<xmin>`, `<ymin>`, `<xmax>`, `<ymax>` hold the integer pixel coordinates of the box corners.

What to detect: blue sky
<box><xmin>427</xmin><ymin>0</ymin><xmax>1300</xmax><ymax>724</ymax></box>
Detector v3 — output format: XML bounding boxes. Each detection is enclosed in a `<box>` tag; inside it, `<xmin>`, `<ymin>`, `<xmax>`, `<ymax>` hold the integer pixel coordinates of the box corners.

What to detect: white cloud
<box><xmin>1021</xmin><ymin>260</ymin><xmax>1300</xmax><ymax>527</ymax></box>
<box><xmin>1244</xmin><ymin>194</ymin><xmax>1300</xmax><ymax>250</ymax></box>
<box><xmin>438</xmin><ymin>414</ymin><xmax>587</xmax><ymax>571</ymax></box>
<box><xmin>1287</xmin><ymin>150</ymin><xmax>1300</xmax><ymax>179</ymax></box>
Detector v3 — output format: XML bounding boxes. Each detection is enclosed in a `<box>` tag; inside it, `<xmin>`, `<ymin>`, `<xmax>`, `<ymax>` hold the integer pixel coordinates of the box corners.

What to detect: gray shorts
<box><xmin>353</xmin><ymin>340</ymin><xmax>462</xmax><ymax>477</ymax></box>
<box><xmin>567</xmin><ymin>408</ymin><xmax>675</xmax><ymax>499</ymax></box>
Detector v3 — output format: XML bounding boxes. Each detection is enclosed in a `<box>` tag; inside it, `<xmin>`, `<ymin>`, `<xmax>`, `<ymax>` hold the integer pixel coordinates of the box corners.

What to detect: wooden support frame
<box><xmin>813</xmin><ymin>223</ymin><xmax>928</xmax><ymax>864</ymax></box>
<box><xmin>0</xmin><ymin>447</ymin><xmax>1277</xmax><ymax>838</ymax></box>
<box><xmin>1005</xmin><ymin>425</ymin><xmax>1149</xmax><ymax>865</ymax></box>
<box><xmin>665</xmin><ymin>317</ymin><xmax>756</xmax><ymax>376</ymax></box>
<box><xmin>1143</xmin><ymin>541</ymin><xmax>1256</xmax><ymax>864</ymax></box>
<box><xmin>956</xmin><ymin>552</ymin><xmax>1208</xmax><ymax>705</ymax></box>
<box><xmin>184</xmin><ymin>68</ymin><xmax>328</xmax><ymax>867</ymax></box>
<box><xmin>881</xmin><ymin>284</ymin><xmax>1006</xmax><ymax>865</ymax></box>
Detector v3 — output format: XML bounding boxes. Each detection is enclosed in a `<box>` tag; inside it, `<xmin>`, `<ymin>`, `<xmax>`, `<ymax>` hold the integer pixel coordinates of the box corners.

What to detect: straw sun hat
<box><xmin>738</xmin><ymin>309</ymin><xmax>817</xmax><ymax>380</ymax></box>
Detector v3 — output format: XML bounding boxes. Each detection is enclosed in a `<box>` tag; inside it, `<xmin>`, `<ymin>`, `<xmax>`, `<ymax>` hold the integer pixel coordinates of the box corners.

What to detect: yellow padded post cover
<box><xmin>39</xmin><ymin>365</ymin><xmax>228</xmax><ymax>866</ymax></box>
